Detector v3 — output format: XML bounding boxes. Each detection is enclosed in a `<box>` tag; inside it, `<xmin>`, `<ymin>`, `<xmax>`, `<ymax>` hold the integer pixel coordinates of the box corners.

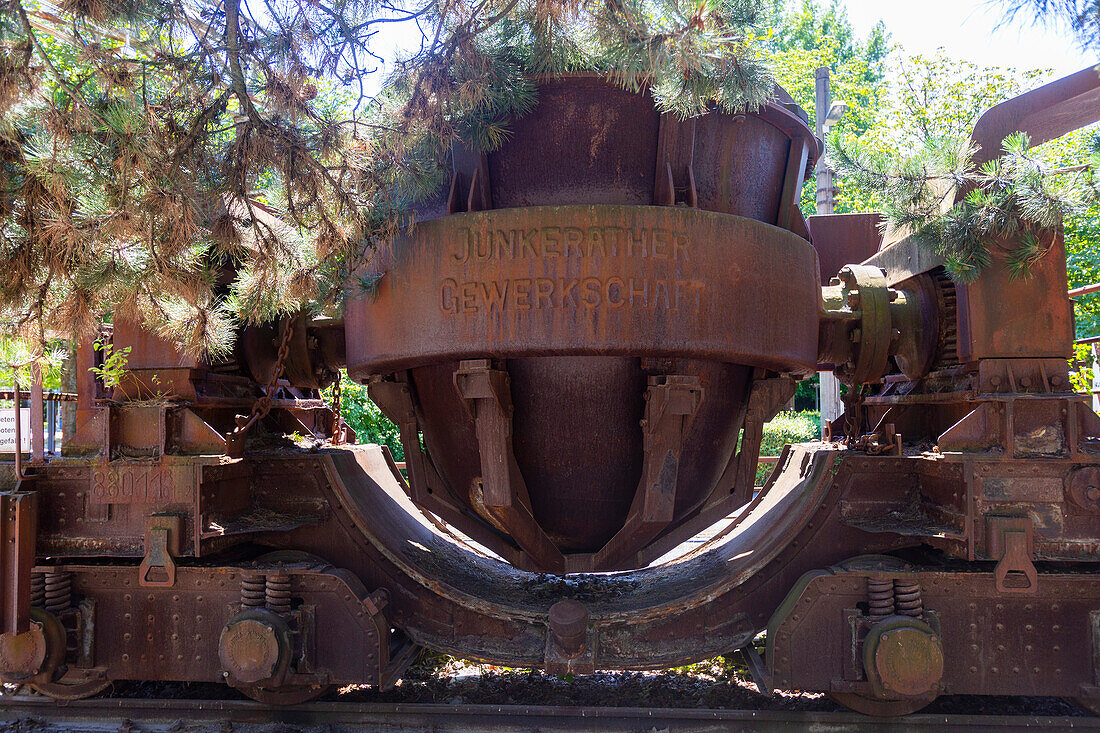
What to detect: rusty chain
<box><xmin>228</xmin><ymin>314</ymin><xmax>298</xmax><ymax>449</ymax></box>
<box><xmin>330</xmin><ymin>373</ymin><xmax>345</xmax><ymax>444</ymax></box>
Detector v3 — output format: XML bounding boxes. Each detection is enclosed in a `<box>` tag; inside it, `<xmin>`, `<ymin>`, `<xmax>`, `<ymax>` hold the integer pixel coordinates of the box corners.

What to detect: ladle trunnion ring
<box><xmin>346</xmin><ymin>205</ymin><xmax>820</xmax><ymax>374</ymax></box>
<box><xmin>346</xmin><ymin>204</ymin><xmax>821</xmax><ymax>573</ymax></box>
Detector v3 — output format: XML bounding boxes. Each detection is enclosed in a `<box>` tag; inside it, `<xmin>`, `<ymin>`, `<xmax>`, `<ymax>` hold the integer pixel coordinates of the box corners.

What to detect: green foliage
<box><xmin>89</xmin><ymin>339</ymin><xmax>129</xmax><ymax>391</ymax></box>
<box><xmin>766</xmin><ymin>0</ymin><xmax>889</xmax><ymax>137</ymax></box>
<box><xmin>327</xmin><ymin>374</ymin><xmax>404</xmax><ymax>461</ymax></box>
<box><xmin>999</xmin><ymin>1</ymin><xmax>1100</xmax><ymax>51</ymax></box>
<box><xmin>824</xmin><ymin>53</ymin><xmax>1052</xmax><ymax>216</ymax></box>
<box><xmin>793</xmin><ymin>372</ymin><xmax>817</xmax><ymax>411</ymax></box>
<box><xmin>756</xmin><ymin>410</ymin><xmax>819</xmax><ymax>484</ymax></box>
<box><xmin>591</xmin><ymin>0</ymin><xmax>778</xmax><ymax>117</ymax></box>
<box><xmin>831</xmin><ymin>129</ymin><xmax>1097</xmax><ymax>281</ymax></box>
<box><xmin>1072</xmin><ymin>341</ymin><xmax>1096</xmax><ymax>393</ymax></box>
<box><xmin>0</xmin><ymin>336</ymin><xmax>66</xmax><ymax>390</ymax></box>
<box><xmin>763</xmin><ymin>0</ymin><xmax>889</xmax><ymax>215</ymax></box>
<box><xmin>761</xmin><ymin>410</ymin><xmax>820</xmax><ymax>454</ymax></box>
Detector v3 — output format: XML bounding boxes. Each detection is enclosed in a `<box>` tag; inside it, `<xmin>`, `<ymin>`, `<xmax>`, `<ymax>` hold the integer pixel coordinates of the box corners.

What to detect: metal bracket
<box><xmin>987</xmin><ymin>516</ymin><xmax>1037</xmax><ymax>595</ymax></box>
<box><xmin>638</xmin><ymin>375</ymin><xmax>704</xmax><ymax>525</ymax></box>
<box><xmin>594</xmin><ymin>374</ymin><xmax>703</xmax><ymax>569</ymax></box>
<box><xmin>369</xmin><ymin>374</ymin><xmax>441</xmax><ymax>506</ymax></box>
<box><xmin>454</xmin><ymin>360</ymin><xmax>566</xmax><ymax>573</ymax></box>
<box><xmin>139</xmin><ymin>514</ymin><xmax>182</xmax><ymax>588</ymax></box>
<box><xmin>714</xmin><ymin>376</ymin><xmax>796</xmax><ymax>506</ymax></box>
<box><xmin>379</xmin><ymin>634</ymin><xmax>422</xmax><ymax>691</ymax></box>
<box><xmin>370</xmin><ymin>373</ymin><xmax>529</xmax><ymax>567</ymax></box>
<box><xmin>740</xmin><ymin>643</ymin><xmax>773</xmax><ymax>697</ymax></box>
<box><xmin>653</xmin><ymin>115</ymin><xmax>697</xmax><ymax>207</ymax></box>
<box><xmin>0</xmin><ymin>492</ymin><xmax>36</xmax><ymax>635</ymax></box>
<box><xmin>447</xmin><ymin>145</ymin><xmax>491</xmax><ymax>214</ymax></box>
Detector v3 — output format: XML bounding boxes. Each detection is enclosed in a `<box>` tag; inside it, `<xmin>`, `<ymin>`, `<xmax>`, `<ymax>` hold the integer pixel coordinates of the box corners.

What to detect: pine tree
<box><xmin>999</xmin><ymin>1</ymin><xmax>1100</xmax><ymax>50</ymax></box>
<box><xmin>0</xmin><ymin>0</ymin><xmax>780</xmax><ymax>361</ymax></box>
<box><xmin>831</xmin><ymin>130</ymin><xmax>1099</xmax><ymax>281</ymax></box>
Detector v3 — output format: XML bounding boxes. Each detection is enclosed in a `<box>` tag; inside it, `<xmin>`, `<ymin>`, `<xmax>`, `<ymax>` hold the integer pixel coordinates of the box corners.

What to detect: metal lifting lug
<box><xmin>987</xmin><ymin>516</ymin><xmax>1038</xmax><ymax>595</ymax></box>
<box><xmin>139</xmin><ymin>514</ymin><xmax>182</xmax><ymax>588</ymax></box>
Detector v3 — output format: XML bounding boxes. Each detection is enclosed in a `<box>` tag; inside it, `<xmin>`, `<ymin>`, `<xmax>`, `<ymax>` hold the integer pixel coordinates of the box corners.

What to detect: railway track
<box><xmin>0</xmin><ymin>696</ymin><xmax>1097</xmax><ymax>733</ymax></box>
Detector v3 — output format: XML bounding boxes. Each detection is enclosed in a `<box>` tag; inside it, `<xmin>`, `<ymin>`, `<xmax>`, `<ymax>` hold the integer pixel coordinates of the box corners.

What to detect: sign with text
<box><xmin>0</xmin><ymin>408</ymin><xmax>30</xmax><ymax>452</ymax></box>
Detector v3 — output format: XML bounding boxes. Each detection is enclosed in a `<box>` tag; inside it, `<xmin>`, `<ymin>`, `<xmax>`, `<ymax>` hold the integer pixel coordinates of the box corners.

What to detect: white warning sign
<box><xmin>0</xmin><ymin>409</ymin><xmax>30</xmax><ymax>452</ymax></box>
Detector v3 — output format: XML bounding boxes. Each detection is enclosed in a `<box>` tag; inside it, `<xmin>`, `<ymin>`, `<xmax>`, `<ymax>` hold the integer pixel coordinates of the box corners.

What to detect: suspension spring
<box><xmin>43</xmin><ymin>570</ymin><xmax>71</xmax><ymax>613</ymax></box>
<box><xmin>266</xmin><ymin>574</ymin><xmax>292</xmax><ymax>615</ymax></box>
<box><xmin>241</xmin><ymin>575</ymin><xmax>266</xmax><ymax>608</ymax></box>
<box><xmin>867</xmin><ymin>577</ymin><xmax>894</xmax><ymax>622</ymax></box>
<box><xmin>30</xmin><ymin>572</ymin><xmax>45</xmax><ymax>609</ymax></box>
<box><xmin>893</xmin><ymin>580</ymin><xmax>923</xmax><ymax>617</ymax></box>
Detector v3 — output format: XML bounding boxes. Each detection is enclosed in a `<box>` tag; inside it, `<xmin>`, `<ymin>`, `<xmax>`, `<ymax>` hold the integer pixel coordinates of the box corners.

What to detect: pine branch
<box><xmin>831</xmin><ymin>128</ymin><xmax>1097</xmax><ymax>281</ymax></box>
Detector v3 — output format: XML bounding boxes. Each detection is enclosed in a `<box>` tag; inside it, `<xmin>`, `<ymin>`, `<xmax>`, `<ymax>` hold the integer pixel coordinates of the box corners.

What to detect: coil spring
<box><xmin>266</xmin><ymin>575</ymin><xmax>292</xmax><ymax>615</ymax></box>
<box><xmin>894</xmin><ymin>581</ymin><xmax>923</xmax><ymax>617</ymax></box>
<box><xmin>30</xmin><ymin>572</ymin><xmax>45</xmax><ymax>609</ymax></box>
<box><xmin>867</xmin><ymin>578</ymin><xmax>894</xmax><ymax>621</ymax></box>
<box><xmin>44</xmin><ymin>571</ymin><xmax>71</xmax><ymax>613</ymax></box>
<box><xmin>241</xmin><ymin>575</ymin><xmax>266</xmax><ymax>608</ymax></box>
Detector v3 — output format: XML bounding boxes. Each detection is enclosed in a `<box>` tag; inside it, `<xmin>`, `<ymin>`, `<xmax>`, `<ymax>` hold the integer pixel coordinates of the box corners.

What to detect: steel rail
<box><xmin>1071</xmin><ymin>282</ymin><xmax>1100</xmax><ymax>299</ymax></box>
<box><xmin>0</xmin><ymin>697</ymin><xmax>1095</xmax><ymax>732</ymax></box>
<box><xmin>0</xmin><ymin>390</ymin><xmax>77</xmax><ymax>402</ymax></box>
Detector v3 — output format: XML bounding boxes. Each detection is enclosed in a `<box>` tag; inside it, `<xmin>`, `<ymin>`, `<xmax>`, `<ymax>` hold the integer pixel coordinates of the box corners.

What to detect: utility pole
<box><xmin>815</xmin><ymin>65</ymin><xmax>843</xmax><ymax>437</ymax></box>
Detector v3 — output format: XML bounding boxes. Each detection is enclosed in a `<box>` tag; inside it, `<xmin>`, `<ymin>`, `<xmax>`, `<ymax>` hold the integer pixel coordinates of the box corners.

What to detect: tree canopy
<box><xmin>0</xmin><ymin>0</ymin><xmax>1098</xmax><ymax>364</ymax></box>
<box><xmin>0</xmin><ymin>0</ymin><xmax>782</xmax><ymax>357</ymax></box>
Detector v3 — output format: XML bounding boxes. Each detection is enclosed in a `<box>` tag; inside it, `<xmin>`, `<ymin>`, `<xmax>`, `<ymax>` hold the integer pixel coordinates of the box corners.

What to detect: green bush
<box><xmin>756</xmin><ymin>411</ymin><xmax>821</xmax><ymax>485</ymax></box>
<box><xmin>760</xmin><ymin>411</ymin><xmax>821</xmax><ymax>455</ymax></box>
<box><xmin>328</xmin><ymin>376</ymin><xmax>405</xmax><ymax>461</ymax></box>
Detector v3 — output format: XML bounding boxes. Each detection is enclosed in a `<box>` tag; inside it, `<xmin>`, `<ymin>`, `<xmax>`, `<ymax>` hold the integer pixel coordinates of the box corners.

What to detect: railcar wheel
<box><xmin>828</xmin><ymin>691</ymin><xmax>935</xmax><ymax>717</ymax></box>
<box><xmin>0</xmin><ymin>607</ymin><xmax>66</xmax><ymax>684</ymax></box>
<box><xmin>236</xmin><ymin>683</ymin><xmax>333</xmax><ymax>705</ymax></box>
<box><xmin>30</xmin><ymin>668</ymin><xmax>111</xmax><ymax>700</ymax></box>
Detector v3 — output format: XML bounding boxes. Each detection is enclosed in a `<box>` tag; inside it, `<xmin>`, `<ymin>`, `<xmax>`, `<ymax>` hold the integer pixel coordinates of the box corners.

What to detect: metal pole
<box><xmin>1092</xmin><ymin>343</ymin><xmax>1100</xmax><ymax>414</ymax></box>
<box><xmin>815</xmin><ymin>66</ymin><xmax>843</xmax><ymax>437</ymax></box>
<box><xmin>30</xmin><ymin>362</ymin><xmax>43</xmax><ymax>464</ymax></box>
<box><xmin>814</xmin><ymin>66</ymin><xmax>835</xmax><ymax>214</ymax></box>
<box><xmin>46</xmin><ymin>391</ymin><xmax>57</xmax><ymax>455</ymax></box>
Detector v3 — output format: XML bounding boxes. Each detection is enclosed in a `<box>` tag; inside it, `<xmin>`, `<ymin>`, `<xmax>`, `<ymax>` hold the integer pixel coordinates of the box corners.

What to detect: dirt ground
<box><xmin>99</xmin><ymin>652</ymin><xmax>1088</xmax><ymax>717</ymax></box>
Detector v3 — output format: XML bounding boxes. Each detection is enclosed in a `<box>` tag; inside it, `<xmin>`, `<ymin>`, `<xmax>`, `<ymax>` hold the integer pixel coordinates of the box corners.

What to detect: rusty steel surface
<box><xmin>806</xmin><ymin>212</ymin><xmax>883</xmax><ymax>286</ymax></box>
<box><xmin>342</xmin><ymin>73</ymin><xmax>824</xmax><ymax>569</ymax></box>
<box><xmin>347</xmin><ymin>204</ymin><xmax>819</xmax><ymax>569</ymax></box>
<box><xmin>956</xmin><ymin>232</ymin><xmax>1075</xmax><ymax>362</ymax></box>
<box><xmin>346</xmin><ymin>205</ymin><xmax>820</xmax><ymax>376</ymax></box>
<box><xmin>424</xmin><ymin>75</ymin><xmax>819</xmax><ymax>226</ymax></box>
<box><xmin>769</xmin><ymin>566</ymin><xmax>1100</xmax><ymax>698</ymax></box>
<box><xmin>8</xmin><ymin>67</ymin><xmax>1100</xmax><ymax>718</ymax></box>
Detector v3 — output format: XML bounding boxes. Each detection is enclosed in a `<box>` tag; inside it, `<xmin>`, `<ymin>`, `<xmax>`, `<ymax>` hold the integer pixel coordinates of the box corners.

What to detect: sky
<box><xmin>843</xmin><ymin>0</ymin><xmax>1096</xmax><ymax>78</ymax></box>
<box><xmin>362</xmin><ymin>0</ymin><xmax>1097</xmax><ymax>96</ymax></box>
